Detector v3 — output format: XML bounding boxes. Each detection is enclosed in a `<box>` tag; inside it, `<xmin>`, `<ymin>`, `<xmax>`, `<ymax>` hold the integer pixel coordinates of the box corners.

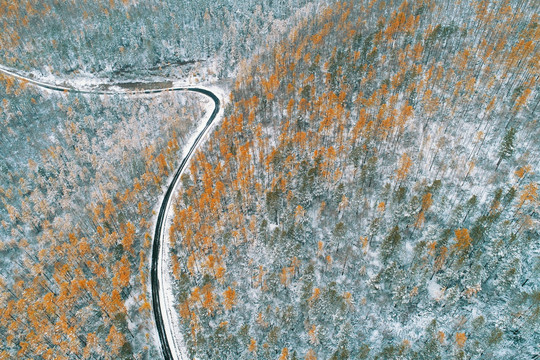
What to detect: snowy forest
<box><xmin>0</xmin><ymin>0</ymin><xmax>539</xmax><ymax>359</ymax></box>
<box><xmin>168</xmin><ymin>1</ymin><xmax>538</xmax><ymax>359</ymax></box>
<box><xmin>0</xmin><ymin>0</ymin><xmax>317</xmax><ymax>79</ymax></box>
<box><xmin>0</xmin><ymin>81</ymin><xmax>208</xmax><ymax>357</ymax></box>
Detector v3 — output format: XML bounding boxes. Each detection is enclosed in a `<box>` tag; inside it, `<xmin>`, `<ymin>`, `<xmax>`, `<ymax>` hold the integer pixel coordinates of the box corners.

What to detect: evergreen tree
<box><xmin>496</xmin><ymin>127</ymin><xmax>517</xmax><ymax>170</ymax></box>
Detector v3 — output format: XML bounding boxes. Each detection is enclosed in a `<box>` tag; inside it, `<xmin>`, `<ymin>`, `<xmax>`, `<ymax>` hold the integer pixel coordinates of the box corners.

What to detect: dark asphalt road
<box><xmin>151</xmin><ymin>88</ymin><xmax>220</xmax><ymax>360</ymax></box>
<box><xmin>0</xmin><ymin>66</ymin><xmax>221</xmax><ymax>360</ymax></box>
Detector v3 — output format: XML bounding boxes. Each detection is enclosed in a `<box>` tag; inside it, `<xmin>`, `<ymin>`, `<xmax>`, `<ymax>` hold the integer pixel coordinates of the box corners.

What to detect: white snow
<box><xmin>157</xmin><ymin>83</ymin><xmax>228</xmax><ymax>360</ymax></box>
<box><xmin>427</xmin><ymin>279</ymin><xmax>442</xmax><ymax>300</ymax></box>
<box><xmin>0</xmin><ymin>63</ymin><xmax>229</xmax><ymax>360</ymax></box>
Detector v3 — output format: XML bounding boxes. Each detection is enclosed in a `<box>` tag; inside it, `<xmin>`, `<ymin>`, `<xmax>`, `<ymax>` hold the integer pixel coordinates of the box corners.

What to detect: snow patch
<box><xmin>158</xmin><ymin>82</ymin><xmax>228</xmax><ymax>360</ymax></box>
<box><xmin>427</xmin><ymin>279</ymin><xmax>442</xmax><ymax>300</ymax></box>
<box><xmin>0</xmin><ymin>63</ymin><xmax>230</xmax><ymax>359</ymax></box>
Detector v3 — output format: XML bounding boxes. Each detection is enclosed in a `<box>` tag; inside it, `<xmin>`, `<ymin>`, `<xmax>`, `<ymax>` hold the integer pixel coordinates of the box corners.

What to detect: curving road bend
<box><xmin>0</xmin><ymin>65</ymin><xmax>221</xmax><ymax>360</ymax></box>
<box><xmin>152</xmin><ymin>88</ymin><xmax>219</xmax><ymax>360</ymax></box>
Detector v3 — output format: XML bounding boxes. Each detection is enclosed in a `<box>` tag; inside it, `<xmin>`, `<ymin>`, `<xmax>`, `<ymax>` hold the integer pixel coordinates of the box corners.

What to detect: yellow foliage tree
<box><xmin>455</xmin><ymin>332</ymin><xmax>467</xmax><ymax>348</ymax></box>
<box><xmin>248</xmin><ymin>338</ymin><xmax>257</xmax><ymax>353</ymax></box>
<box><xmin>222</xmin><ymin>286</ymin><xmax>236</xmax><ymax>311</ymax></box>
<box><xmin>395</xmin><ymin>153</ymin><xmax>412</xmax><ymax>182</ymax></box>
<box><xmin>305</xmin><ymin>349</ymin><xmax>317</xmax><ymax>360</ymax></box>
<box><xmin>454</xmin><ymin>228</ymin><xmax>472</xmax><ymax>251</ymax></box>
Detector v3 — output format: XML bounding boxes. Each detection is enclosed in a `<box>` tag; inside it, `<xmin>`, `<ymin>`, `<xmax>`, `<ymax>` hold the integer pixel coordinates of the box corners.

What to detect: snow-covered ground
<box><xmin>156</xmin><ymin>84</ymin><xmax>227</xmax><ymax>360</ymax></box>
<box><xmin>0</xmin><ymin>63</ymin><xmax>229</xmax><ymax>359</ymax></box>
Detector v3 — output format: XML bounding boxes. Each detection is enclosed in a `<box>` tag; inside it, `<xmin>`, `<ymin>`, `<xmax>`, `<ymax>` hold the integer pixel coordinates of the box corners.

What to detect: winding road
<box><xmin>0</xmin><ymin>65</ymin><xmax>222</xmax><ymax>360</ymax></box>
<box><xmin>151</xmin><ymin>88</ymin><xmax>220</xmax><ymax>360</ymax></box>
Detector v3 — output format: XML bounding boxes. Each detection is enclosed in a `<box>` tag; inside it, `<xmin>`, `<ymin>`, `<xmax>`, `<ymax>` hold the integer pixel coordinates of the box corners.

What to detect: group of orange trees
<box><xmin>168</xmin><ymin>0</ymin><xmax>538</xmax><ymax>359</ymax></box>
<box><xmin>0</xmin><ymin>0</ymin><xmax>537</xmax><ymax>358</ymax></box>
<box><xmin>0</xmin><ymin>81</ymin><xmax>205</xmax><ymax>358</ymax></box>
